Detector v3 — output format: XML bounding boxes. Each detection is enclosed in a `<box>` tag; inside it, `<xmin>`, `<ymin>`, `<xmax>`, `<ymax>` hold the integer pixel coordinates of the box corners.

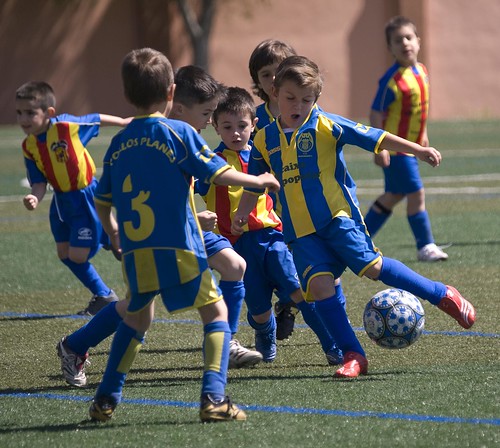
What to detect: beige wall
<box><xmin>1</xmin><ymin>0</ymin><xmax>500</xmax><ymax>124</ymax></box>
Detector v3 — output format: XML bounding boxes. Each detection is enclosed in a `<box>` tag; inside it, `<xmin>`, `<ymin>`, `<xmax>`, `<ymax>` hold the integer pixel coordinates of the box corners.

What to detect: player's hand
<box><xmin>197</xmin><ymin>210</ymin><xmax>218</xmax><ymax>231</ymax></box>
<box><xmin>23</xmin><ymin>194</ymin><xmax>38</xmax><ymax>210</ymax></box>
<box><xmin>258</xmin><ymin>172</ymin><xmax>280</xmax><ymax>192</ymax></box>
<box><xmin>231</xmin><ymin>215</ymin><xmax>247</xmax><ymax>235</ymax></box>
<box><xmin>374</xmin><ymin>149</ymin><xmax>390</xmax><ymax>168</ymax></box>
<box><xmin>417</xmin><ymin>146</ymin><xmax>441</xmax><ymax>167</ymax></box>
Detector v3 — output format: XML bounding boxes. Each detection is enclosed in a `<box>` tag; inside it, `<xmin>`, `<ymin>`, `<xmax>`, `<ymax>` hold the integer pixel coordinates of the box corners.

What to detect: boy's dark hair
<box><xmin>122</xmin><ymin>48</ymin><xmax>174</xmax><ymax>109</ymax></box>
<box><xmin>274</xmin><ymin>56</ymin><xmax>323</xmax><ymax>100</ymax></box>
<box><xmin>213</xmin><ymin>86</ymin><xmax>255</xmax><ymax>125</ymax></box>
<box><xmin>15</xmin><ymin>81</ymin><xmax>56</xmax><ymax>110</ymax></box>
<box><xmin>174</xmin><ymin>65</ymin><xmax>225</xmax><ymax>107</ymax></box>
<box><xmin>248</xmin><ymin>39</ymin><xmax>297</xmax><ymax>102</ymax></box>
<box><xmin>385</xmin><ymin>16</ymin><xmax>418</xmax><ymax>45</ymax></box>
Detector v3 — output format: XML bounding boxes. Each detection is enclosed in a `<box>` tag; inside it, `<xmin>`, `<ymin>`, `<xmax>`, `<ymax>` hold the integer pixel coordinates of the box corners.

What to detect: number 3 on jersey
<box><xmin>122</xmin><ymin>174</ymin><xmax>155</xmax><ymax>241</ymax></box>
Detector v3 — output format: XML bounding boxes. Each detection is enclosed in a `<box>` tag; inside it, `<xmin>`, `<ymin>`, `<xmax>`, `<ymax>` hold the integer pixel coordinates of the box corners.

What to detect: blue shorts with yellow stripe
<box><xmin>127</xmin><ymin>267</ymin><xmax>222</xmax><ymax>314</ymax></box>
<box><xmin>290</xmin><ymin>216</ymin><xmax>381</xmax><ymax>301</ymax></box>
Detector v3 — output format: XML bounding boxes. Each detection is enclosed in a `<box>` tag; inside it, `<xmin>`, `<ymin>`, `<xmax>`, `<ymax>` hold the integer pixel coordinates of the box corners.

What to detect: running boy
<box><xmin>89</xmin><ymin>48</ymin><xmax>279</xmax><ymax>423</ymax></box>
<box><xmin>199</xmin><ymin>86</ymin><xmax>342</xmax><ymax>365</ymax></box>
<box><xmin>16</xmin><ymin>81</ymin><xmax>128</xmax><ymax>315</ymax></box>
<box><xmin>233</xmin><ymin>55</ymin><xmax>476</xmax><ymax>379</ymax></box>
<box><xmin>364</xmin><ymin>16</ymin><xmax>448</xmax><ymax>262</ymax></box>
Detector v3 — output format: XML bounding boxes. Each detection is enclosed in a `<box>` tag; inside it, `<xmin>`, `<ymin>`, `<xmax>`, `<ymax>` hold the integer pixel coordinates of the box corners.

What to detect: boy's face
<box><xmin>171</xmin><ymin>98</ymin><xmax>219</xmax><ymax>132</ymax></box>
<box><xmin>213</xmin><ymin>111</ymin><xmax>257</xmax><ymax>152</ymax></box>
<box><xmin>15</xmin><ymin>99</ymin><xmax>53</xmax><ymax>136</ymax></box>
<box><xmin>273</xmin><ymin>80</ymin><xmax>316</xmax><ymax>130</ymax></box>
<box><xmin>257</xmin><ymin>62</ymin><xmax>280</xmax><ymax>100</ymax></box>
<box><xmin>388</xmin><ymin>24</ymin><xmax>420</xmax><ymax>67</ymax></box>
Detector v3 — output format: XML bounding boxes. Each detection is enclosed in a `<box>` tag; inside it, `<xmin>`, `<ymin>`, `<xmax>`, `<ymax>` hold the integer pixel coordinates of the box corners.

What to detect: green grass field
<box><xmin>1</xmin><ymin>121</ymin><xmax>499</xmax><ymax>447</ymax></box>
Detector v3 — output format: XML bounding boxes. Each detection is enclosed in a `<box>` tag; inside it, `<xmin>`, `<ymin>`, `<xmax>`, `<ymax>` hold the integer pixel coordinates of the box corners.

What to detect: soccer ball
<box><xmin>363</xmin><ymin>288</ymin><xmax>425</xmax><ymax>349</ymax></box>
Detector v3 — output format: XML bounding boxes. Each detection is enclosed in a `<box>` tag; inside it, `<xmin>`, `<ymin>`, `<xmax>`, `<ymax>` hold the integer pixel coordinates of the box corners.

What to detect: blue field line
<box><xmin>0</xmin><ymin>392</ymin><xmax>498</xmax><ymax>426</ymax></box>
<box><xmin>1</xmin><ymin>311</ymin><xmax>499</xmax><ymax>339</ymax></box>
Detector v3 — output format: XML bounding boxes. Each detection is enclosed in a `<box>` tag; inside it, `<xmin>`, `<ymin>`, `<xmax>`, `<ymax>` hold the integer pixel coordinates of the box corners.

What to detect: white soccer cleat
<box><xmin>417</xmin><ymin>243</ymin><xmax>449</xmax><ymax>262</ymax></box>
<box><xmin>56</xmin><ymin>337</ymin><xmax>90</xmax><ymax>387</ymax></box>
<box><xmin>228</xmin><ymin>339</ymin><xmax>263</xmax><ymax>369</ymax></box>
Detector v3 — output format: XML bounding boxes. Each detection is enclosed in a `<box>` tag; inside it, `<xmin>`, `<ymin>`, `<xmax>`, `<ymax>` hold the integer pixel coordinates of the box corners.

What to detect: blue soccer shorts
<box><xmin>234</xmin><ymin>228</ymin><xmax>300</xmax><ymax>315</ymax></box>
<box><xmin>203</xmin><ymin>231</ymin><xmax>233</xmax><ymax>258</ymax></box>
<box><xmin>383</xmin><ymin>154</ymin><xmax>423</xmax><ymax>194</ymax></box>
<box><xmin>290</xmin><ymin>217</ymin><xmax>381</xmax><ymax>301</ymax></box>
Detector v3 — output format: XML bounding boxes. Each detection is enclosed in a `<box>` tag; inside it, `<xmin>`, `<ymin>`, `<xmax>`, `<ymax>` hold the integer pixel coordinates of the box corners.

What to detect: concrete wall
<box><xmin>1</xmin><ymin>0</ymin><xmax>499</xmax><ymax>124</ymax></box>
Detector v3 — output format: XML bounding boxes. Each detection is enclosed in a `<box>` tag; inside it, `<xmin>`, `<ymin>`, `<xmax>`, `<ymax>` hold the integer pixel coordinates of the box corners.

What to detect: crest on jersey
<box><xmin>297</xmin><ymin>132</ymin><xmax>314</xmax><ymax>154</ymax></box>
<box><xmin>51</xmin><ymin>140</ymin><xmax>69</xmax><ymax>163</ymax></box>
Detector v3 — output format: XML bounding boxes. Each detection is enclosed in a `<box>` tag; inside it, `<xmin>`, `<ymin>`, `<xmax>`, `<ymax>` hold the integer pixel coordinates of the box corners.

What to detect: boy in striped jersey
<box><xmin>16</xmin><ymin>81</ymin><xmax>129</xmax><ymax>315</ymax></box>
<box><xmin>233</xmin><ymin>56</ymin><xmax>476</xmax><ymax>379</ymax></box>
<box><xmin>364</xmin><ymin>16</ymin><xmax>448</xmax><ymax>262</ymax></box>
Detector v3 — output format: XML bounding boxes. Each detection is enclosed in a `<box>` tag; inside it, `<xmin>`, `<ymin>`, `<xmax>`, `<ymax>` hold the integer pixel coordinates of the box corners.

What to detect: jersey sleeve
<box><xmin>53</xmin><ymin>113</ymin><xmax>101</xmax><ymax>146</ymax></box>
<box><xmin>333</xmin><ymin>114</ymin><xmax>387</xmax><ymax>154</ymax></box>
<box><xmin>370</xmin><ymin>64</ymin><xmax>398</xmax><ymax>112</ymax></box>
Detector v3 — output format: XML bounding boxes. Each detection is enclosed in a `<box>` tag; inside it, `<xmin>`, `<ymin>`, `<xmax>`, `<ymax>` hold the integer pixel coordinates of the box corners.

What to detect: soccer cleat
<box><xmin>89</xmin><ymin>396</ymin><xmax>116</xmax><ymax>422</ymax></box>
<box><xmin>255</xmin><ymin>329</ymin><xmax>277</xmax><ymax>362</ymax></box>
<box><xmin>275</xmin><ymin>301</ymin><xmax>298</xmax><ymax>340</ymax></box>
<box><xmin>77</xmin><ymin>290</ymin><xmax>119</xmax><ymax>316</ymax></box>
<box><xmin>56</xmin><ymin>337</ymin><xmax>89</xmax><ymax>387</ymax></box>
<box><xmin>417</xmin><ymin>243</ymin><xmax>449</xmax><ymax>262</ymax></box>
<box><xmin>325</xmin><ymin>344</ymin><xmax>344</xmax><ymax>366</ymax></box>
<box><xmin>334</xmin><ymin>351</ymin><xmax>368</xmax><ymax>378</ymax></box>
<box><xmin>200</xmin><ymin>395</ymin><xmax>247</xmax><ymax>423</ymax></box>
<box><xmin>228</xmin><ymin>339</ymin><xmax>263</xmax><ymax>369</ymax></box>
<box><xmin>438</xmin><ymin>286</ymin><xmax>476</xmax><ymax>329</ymax></box>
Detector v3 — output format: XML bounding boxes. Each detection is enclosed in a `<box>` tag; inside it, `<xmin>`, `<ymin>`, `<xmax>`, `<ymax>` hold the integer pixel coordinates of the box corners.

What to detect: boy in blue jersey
<box><xmin>199</xmin><ymin>86</ymin><xmax>342</xmax><ymax>365</ymax></box>
<box><xmin>171</xmin><ymin>65</ymin><xmax>263</xmax><ymax>369</ymax></box>
<box><xmin>16</xmin><ymin>81</ymin><xmax>129</xmax><ymax>315</ymax></box>
<box><xmin>364</xmin><ymin>16</ymin><xmax>448</xmax><ymax>262</ymax></box>
<box><xmin>88</xmin><ymin>48</ymin><xmax>279</xmax><ymax>423</ymax></box>
<box><xmin>249</xmin><ymin>39</ymin><xmax>348</xmax><ymax>340</ymax></box>
<box><xmin>233</xmin><ymin>55</ymin><xmax>476</xmax><ymax>379</ymax></box>
<box><xmin>55</xmin><ymin>66</ymin><xmax>261</xmax><ymax>392</ymax></box>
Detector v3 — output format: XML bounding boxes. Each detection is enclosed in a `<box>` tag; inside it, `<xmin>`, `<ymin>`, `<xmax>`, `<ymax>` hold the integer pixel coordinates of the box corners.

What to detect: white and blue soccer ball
<box><xmin>363</xmin><ymin>288</ymin><xmax>425</xmax><ymax>349</ymax></box>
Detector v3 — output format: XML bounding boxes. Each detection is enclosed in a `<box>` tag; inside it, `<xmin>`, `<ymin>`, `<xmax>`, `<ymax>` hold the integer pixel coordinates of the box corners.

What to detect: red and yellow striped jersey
<box><xmin>22</xmin><ymin>114</ymin><xmax>99</xmax><ymax>192</ymax></box>
<box><xmin>371</xmin><ymin>62</ymin><xmax>429</xmax><ymax>145</ymax></box>
<box><xmin>200</xmin><ymin>142</ymin><xmax>282</xmax><ymax>244</ymax></box>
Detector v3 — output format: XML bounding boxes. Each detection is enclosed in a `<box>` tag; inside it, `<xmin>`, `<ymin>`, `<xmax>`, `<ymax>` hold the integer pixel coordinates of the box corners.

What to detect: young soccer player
<box><xmin>248</xmin><ymin>39</ymin><xmax>347</xmax><ymax>339</ymax></box>
<box><xmin>16</xmin><ymin>81</ymin><xmax>129</xmax><ymax>315</ymax></box>
<box><xmin>88</xmin><ymin>48</ymin><xmax>280</xmax><ymax>423</ymax></box>
<box><xmin>233</xmin><ymin>55</ymin><xmax>476</xmax><ymax>379</ymax></box>
<box><xmin>198</xmin><ymin>86</ymin><xmax>342</xmax><ymax>364</ymax></box>
<box><xmin>171</xmin><ymin>65</ymin><xmax>263</xmax><ymax>368</ymax></box>
<box><xmin>364</xmin><ymin>16</ymin><xmax>448</xmax><ymax>262</ymax></box>
<box><xmin>55</xmin><ymin>65</ymin><xmax>261</xmax><ymax>391</ymax></box>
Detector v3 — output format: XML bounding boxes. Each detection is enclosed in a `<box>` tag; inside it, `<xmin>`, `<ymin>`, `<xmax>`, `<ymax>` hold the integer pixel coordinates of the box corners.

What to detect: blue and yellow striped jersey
<box><xmin>94</xmin><ymin>113</ymin><xmax>230</xmax><ymax>293</ymax></box>
<box><xmin>254</xmin><ymin>102</ymin><xmax>275</xmax><ymax>133</ymax></box>
<box><xmin>22</xmin><ymin>113</ymin><xmax>99</xmax><ymax>192</ymax></box>
<box><xmin>371</xmin><ymin>62</ymin><xmax>429</xmax><ymax>145</ymax></box>
<box><xmin>247</xmin><ymin>106</ymin><xmax>386</xmax><ymax>243</ymax></box>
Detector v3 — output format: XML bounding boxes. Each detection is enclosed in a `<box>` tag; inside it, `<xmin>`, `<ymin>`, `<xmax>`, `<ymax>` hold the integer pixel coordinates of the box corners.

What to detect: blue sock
<box><xmin>247</xmin><ymin>311</ymin><xmax>276</xmax><ymax>334</ymax></box>
<box><xmin>408</xmin><ymin>211</ymin><xmax>434</xmax><ymax>249</ymax></box>
<box><xmin>66</xmin><ymin>301</ymin><xmax>122</xmax><ymax>355</ymax></box>
<box><xmin>315</xmin><ymin>295</ymin><xmax>365</xmax><ymax>356</ymax></box>
<box><xmin>95</xmin><ymin>321</ymin><xmax>145</xmax><ymax>405</ymax></box>
<box><xmin>61</xmin><ymin>258</ymin><xmax>111</xmax><ymax>297</ymax></box>
<box><xmin>378</xmin><ymin>257</ymin><xmax>447</xmax><ymax>305</ymax></box>
<box><xmin>335</xmin><ymin>281</ymin><xmax>346</xmax><ymax>310</ymax></box>
<box><xmin>296</xmin><ymin>301</ymin><xmax>334</xmax><ymax>353</ymax></box>
<box><xmin>218</xmin><ymin>280</ymin><xmax>244</xmax><ymax>336</ymax></box>
<box><xmin>201</xmin><ymin>320</ymin><xmax>230</xmax><ymax>400</ymax></box>
<box><xmin>365</xmin><ymin>207</ymin><xmax>390</xmax><ymax>237</ymax></box>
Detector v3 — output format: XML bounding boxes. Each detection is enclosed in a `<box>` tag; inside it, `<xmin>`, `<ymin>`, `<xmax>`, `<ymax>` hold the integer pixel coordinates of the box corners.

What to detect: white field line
<box><xmin>2</xmin><ymin>173</ymin><xmax>500</xmax><ymax>203</ymax></box>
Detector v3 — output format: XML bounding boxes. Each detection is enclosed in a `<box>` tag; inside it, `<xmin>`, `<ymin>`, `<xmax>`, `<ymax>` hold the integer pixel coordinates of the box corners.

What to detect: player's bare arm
<box><xmin>99</xmin><ymin>114</ymin><xmax>133</xmax><ymax>127</ymax></box>
<box><xmin>23</xmin><ymin>182</ymin><xmax>47</xmax><ymax>210</ymax></box>
<box><xmin>381</xmin><ymin>133</ymin><xmax>441</xmax><ymax>167</ymax></box>
<box><xmin>213</xmin><ymin>168</ymin><xmax>280</xmax><ymax>192</ymax></box>
<box><xmin>231</xmin><ymin>191</ymin><xmax>259</xmax><ymax>235</ymax></box>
